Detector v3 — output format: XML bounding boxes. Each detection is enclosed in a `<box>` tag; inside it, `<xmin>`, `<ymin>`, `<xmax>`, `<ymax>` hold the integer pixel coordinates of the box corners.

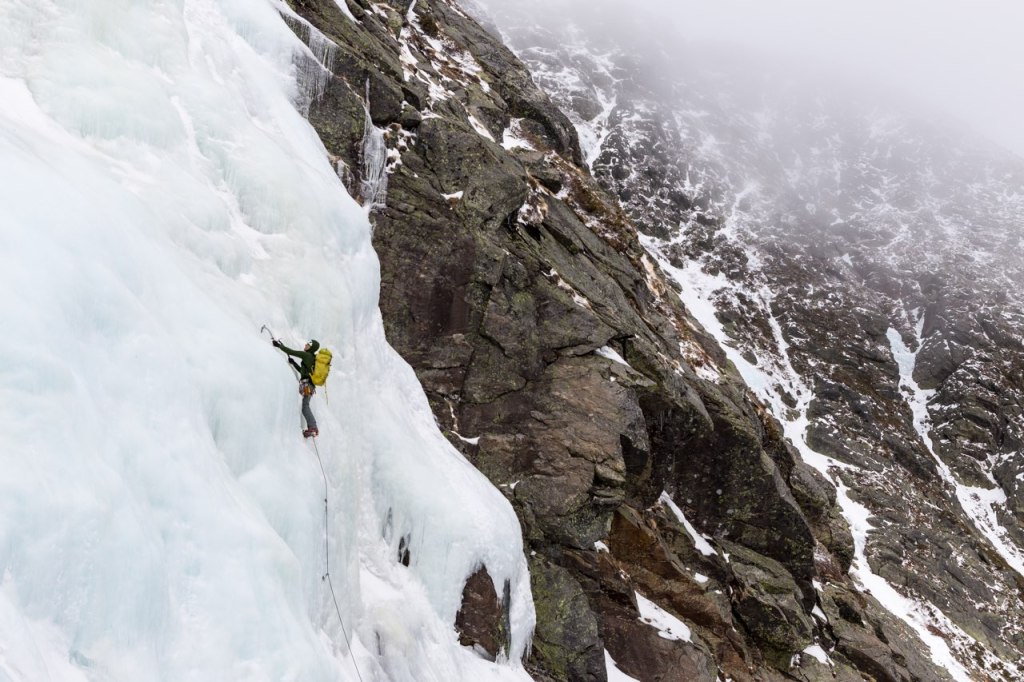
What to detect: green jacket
<box><xmin>279</xmin><ymin>340</ymin><xmax>319</xmax><ymax>381</ymax></box>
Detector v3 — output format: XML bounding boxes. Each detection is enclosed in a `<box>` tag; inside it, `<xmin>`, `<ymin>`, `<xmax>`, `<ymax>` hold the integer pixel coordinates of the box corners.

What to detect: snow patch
<box><xmin>502</xmin><ymin>119</ymin><xmax>536</xmax><ymax>150</ymax></box>
<box><xmin>596</xmin><ymin>345</ymin><xmax>630</xmax><ymax>367</ymax></box>
<box><xmin>452</xmin><ymin>432</ymin><xmax>480</xmax><ymax>445</ymax></box>
<box><xmin>331</xmin><ymin>0</ymin><xmax>357</xmax><ymax>22</ymax></box>
<box><xmin>888</xmin><ymin>324</ymin><xmax>1024</xmax><ymax>579</ymax></box>
<box><xmin>659</xmin><ymin>492</ymin><xmax>716</xmax><ymax>557</ymax></box>
<box><xmin>468</xmin><ymin>114</ymin><xmax>495</xmax><ymax>142</ymax></box>
<box><xmin>635</xmin><ymin>592</ymin><xmax>692</xmax><ymax>642</ymax></box>
<box><xmin>801</xmin><ymin>644</ymin><xmax>830</xmax><ymax>665</ymax></box>
<box><xmin>604</xmin><ymin>650</ymin><xmax>641</xmax><ymax>682</ymax></box>
<box><xmin>835</xmin><ymin>481</ymin><xmax>973</xmax><ymax>681</ymax></box>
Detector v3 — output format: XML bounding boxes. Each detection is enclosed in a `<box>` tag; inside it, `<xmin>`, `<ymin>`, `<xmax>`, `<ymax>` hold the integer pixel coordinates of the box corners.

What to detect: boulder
<box><xmin>721</xmin><ymin>542</ymin><xmax>814</xmax><ymax>671</ymax></box>
<box><xmin>529</xmin><ymin>558</ymin><xmax>606</xmax><ymax>682</ymax></box>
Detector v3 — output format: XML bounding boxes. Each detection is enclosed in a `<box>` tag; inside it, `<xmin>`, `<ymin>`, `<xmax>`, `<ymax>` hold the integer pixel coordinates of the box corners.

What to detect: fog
<box><xmin>475</xmin><ymin>0</ymin><xmax>1024</xmax><ymax>158</ymax></box>
<box><xmin>672</xmin><ymin>0</ymin><xmax>1024</xmax><ymax>158</ymax></box>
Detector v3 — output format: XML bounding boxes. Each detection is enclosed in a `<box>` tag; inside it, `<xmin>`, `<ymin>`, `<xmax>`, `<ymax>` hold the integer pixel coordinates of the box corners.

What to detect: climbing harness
<box><xmin>310</xmin><ymin>436</ymin><xmax>366</xmax><ymax>682</ymax></box>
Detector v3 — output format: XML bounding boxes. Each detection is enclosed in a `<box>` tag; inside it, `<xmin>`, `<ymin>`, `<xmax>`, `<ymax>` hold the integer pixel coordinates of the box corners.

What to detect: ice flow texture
<box><xmin>0</xmin><ymin>1</ymin><xmax>534</xmax><ymax>680</ymax></box>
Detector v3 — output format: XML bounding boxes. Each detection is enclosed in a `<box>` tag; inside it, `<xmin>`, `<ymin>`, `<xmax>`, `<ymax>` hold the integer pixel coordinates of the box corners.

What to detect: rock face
<box><xmin>455</xmin><ymin>566</ymin><xmax>511</xmax><ymax>660</ymax></box>
<box><xmin>282</xmin><ymin>0</ymin><xmax>1020</xmax><ymax>680</ymax></box>
<box><xmin>480</xmin><ymin>0</ymin><xmax>1024</xmax><ymax>679</ymax></box>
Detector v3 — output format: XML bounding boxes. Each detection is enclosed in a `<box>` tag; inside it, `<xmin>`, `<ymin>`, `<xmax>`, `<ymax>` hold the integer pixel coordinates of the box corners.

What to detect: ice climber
<box><xmin>274</xmin><ymin>338</ymin><xmax>320</xmax><ymax>438</ymax></box>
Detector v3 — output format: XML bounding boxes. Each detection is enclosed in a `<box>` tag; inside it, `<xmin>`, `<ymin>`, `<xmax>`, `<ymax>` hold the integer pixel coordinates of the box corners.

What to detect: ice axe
<box><xmin>263</xmin><ymin>325</ymin><xmax>302</xmax><ymax>382</ymax></box>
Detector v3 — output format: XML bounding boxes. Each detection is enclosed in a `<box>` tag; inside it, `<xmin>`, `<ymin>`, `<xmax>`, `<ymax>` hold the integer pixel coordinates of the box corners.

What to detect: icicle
<box><xmin>359</xmin><ymin>80</ymin><xmax>388</xmax><ymax>211</ymax></box>
<box><xmin>294</xmin><ymin>22</ymin><xmax>337</xmax><ymax>116</ymax></box>
<box><xmin>335</xmin><ymin>157</ymin><xmax>355</xmax><ymax>194</ymax></box>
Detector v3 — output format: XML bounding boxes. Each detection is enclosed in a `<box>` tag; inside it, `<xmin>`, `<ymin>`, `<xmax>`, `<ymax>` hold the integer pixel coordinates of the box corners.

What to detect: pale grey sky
<box><xmin>669</xmin><ymin>0</ymin><xmax>1024</xmax><ymax>157</ymax></box>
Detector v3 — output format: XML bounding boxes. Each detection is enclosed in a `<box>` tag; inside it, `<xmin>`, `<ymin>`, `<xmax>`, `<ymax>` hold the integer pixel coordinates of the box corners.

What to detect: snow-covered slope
<box><xmin>0</xmin><ymin>1</ymin><xmax>533</xmax><ymax>679</ymax></box>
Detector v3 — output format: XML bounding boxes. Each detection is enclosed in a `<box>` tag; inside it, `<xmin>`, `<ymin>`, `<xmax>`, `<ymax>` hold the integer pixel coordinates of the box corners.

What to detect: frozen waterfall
<box><xmin>0</xmin><ymin>0</ymin><xmax>534</xmax><ymax>680</ymax></box>
<box><xmin>360</xmin><ymin>81</ymin><xmax>389</xmax><ymax>212</ymax></box>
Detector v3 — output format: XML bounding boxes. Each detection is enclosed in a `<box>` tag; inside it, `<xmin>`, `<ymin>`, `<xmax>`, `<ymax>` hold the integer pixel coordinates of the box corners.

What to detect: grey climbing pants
<box><xmin>300</xmin><ymin>382</ymin><xmax>317</xmax><ymax>430</ymax></box>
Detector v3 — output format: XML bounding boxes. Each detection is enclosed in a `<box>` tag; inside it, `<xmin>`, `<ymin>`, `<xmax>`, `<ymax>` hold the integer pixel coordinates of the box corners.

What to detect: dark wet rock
<box><xmin>455</xmin><ymin>566</ymin><xmax>511</xmax><ymax>660</ymax></box>
<box><xmin>669</xmin><ymin>391</ymin><xmax>818</xmax><ymax>593</ymax></box>
<box><xmin>790</xmin><ymin>658</ymin><xmax>868</xmax><ymax>682</ymax></box>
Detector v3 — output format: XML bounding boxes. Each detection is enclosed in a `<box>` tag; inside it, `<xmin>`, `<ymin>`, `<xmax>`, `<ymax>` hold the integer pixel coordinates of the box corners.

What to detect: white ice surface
<box><xmin>0</xmin><ymin>1</ymin><xmax>533</xmax><ymax>680</ymax></box>
<box><xmin>359</xmin><ymin>83</ymin><xmax>389</xmax><ymax>211</ymax></box>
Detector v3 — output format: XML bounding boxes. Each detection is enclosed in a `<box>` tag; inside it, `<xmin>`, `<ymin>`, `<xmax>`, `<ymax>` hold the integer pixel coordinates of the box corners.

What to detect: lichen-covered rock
<box><xmin>529</xmin><ymin>558</ymin><xmax>605</xmax><ymax>682</ymax></box>
<box><xmin>721</xmin><ymin>542</ymin><xmax>814</xmax><ymax>670</ymax></box>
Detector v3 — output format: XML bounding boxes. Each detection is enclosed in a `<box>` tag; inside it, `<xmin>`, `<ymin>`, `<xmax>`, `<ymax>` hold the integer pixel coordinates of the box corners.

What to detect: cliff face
<box><xmin>478</xmin><ymin>2</ymin><xmax>1024</xmax><ymax>679</ymax></box>
<box><xmin>283</xmin><ymin>0</ymin><xmax>1020</xmax><ymax>680</ymax></box>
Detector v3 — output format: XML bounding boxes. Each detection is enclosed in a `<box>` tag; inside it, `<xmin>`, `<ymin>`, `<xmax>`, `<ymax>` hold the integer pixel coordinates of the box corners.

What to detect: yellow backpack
<box><xmin>311</xmin><ymin>348</ymin><xmax>332</xmax><ymax>386</ymax></box>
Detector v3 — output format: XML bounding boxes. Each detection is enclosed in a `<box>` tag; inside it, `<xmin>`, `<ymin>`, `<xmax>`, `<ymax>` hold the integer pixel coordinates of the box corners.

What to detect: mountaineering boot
<box><xmin>303</xmin><ymin>427</ymin><xmax>319</xmax><ymax>439</ymax></box>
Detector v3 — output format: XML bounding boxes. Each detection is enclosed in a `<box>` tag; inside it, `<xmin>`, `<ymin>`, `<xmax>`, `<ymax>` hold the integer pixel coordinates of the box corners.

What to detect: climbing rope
<box><xmin>266</xmin><ymin>325</ymin><xmax>364</xmax><ymax>679</ymax></box>
<box><xmin>310</xmin><ymin>437</ymin><xmax>366</xmax><ymax>682</ymax></box>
